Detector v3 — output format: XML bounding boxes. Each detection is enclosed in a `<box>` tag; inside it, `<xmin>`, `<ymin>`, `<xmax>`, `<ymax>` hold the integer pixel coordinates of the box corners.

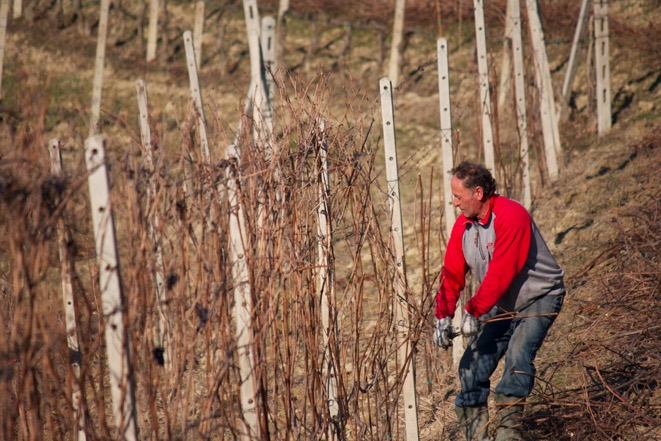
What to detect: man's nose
<box><xmin>453</xmin><ymin>198</ymin><xmax>460</xmax><ymax>207</ymax></box>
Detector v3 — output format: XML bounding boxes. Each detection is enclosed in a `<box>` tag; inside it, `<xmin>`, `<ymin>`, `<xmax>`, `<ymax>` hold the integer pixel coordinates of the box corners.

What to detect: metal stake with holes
<box><xmin>85</xmin><ymin>135</ymin><xmax>138</xmax><ymax>441</ymax></box>
<box><xmin>560</xmin><ymin>0</ymin><xmax>590</xmax><ymax>119</ymax></box>
<box><xmin>183</xmin><ymin>30</ymin><xmax>211</xmax><ymax>162</ymax></box>
<box><xmin>593</xmin><ymin>0</ymin><xmax>611</xmax><ymax>134</ymax></box>
<box><xmin>243</xmin><ymin>0</ymin><xmax>274</xmax><ymax>141</ymax></box>
<box><xmin>497</xmin><ymin>0</ymin><xmax>515</xmax><ymax>110</ymax></box>
<box><xmin>380</xmin><ymin>78</ymin><xmax>420</xmax><ymax>441</ymax></box>
<box><xmin>316</xmin><ymin>119</ymin><xmax>341</xmax><ymax>440</ymax></box>
<box><xmin>473</xmin><ymin>0</ymin><xmax>496</xmax><ymax>173</ymax></box>
<box><xmin>509</xmin><ymin>0</ymin><xmax>532</xmax><ymax>209</ymax></box>
<box><xmin>49</xmin><ymin>139</ymin><xmax>87</xmax><ymax>441</ymax></box>
<box><xmin>90</xmin><ymin>0</ymin><xmax>110</xmax><ymax>137</ymax></box>
<box><xmin>388</xmin><ymin>0</ymin><xmax>406</xmax><ymax>88</ymax></box>
<box><xmin>261</xmin><ymin>16</ymin><xmax>276</xmax><ymax>112</ymax></box>
<box><xmin>436</xmin><ymin>38</ymin><xmax>464</xmax><ymax>366</ymax></box>
<box><xmin>146</xmin><ymin>0</ymin><xmax>159</xmax><ymax>62</ymax></box>
<box><xmin>193</xmin><ymin>1</ymin><xmax>205</xmax><ymax>68</ymax></box>
<box><xmin>136</xmin><ymin>80</ymin><xmax>172</xmax><ymax>371</ymax></box>
<box><xmin>526</xmin><ymin>0</ymin><xmax>561</xmax><ymax>179</ymax></box>
<box><xmin>226</xmin><ymin>138</ymin><xmax>261</xmax><ymax>440</ymax></box>
<box><xmin>437</xmin><ymin>38</ymin><xmax>457</xmax><ymax>240</ymax></box>
<box><xmin>0</xmin><ymin>0</ymin><xmax>9</xmax><ymax>99</ymax></box>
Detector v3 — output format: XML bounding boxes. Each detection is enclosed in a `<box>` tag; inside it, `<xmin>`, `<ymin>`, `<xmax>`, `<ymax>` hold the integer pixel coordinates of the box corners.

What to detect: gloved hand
<box><xmin>433</xmin><ymin>317</ymin><xmax>454</xmax><ymax>349</ymax></box>
<box><xmin>461</xmin><ymin>312</ymin><xmax>480</xmax><ymax>337</ymax></box>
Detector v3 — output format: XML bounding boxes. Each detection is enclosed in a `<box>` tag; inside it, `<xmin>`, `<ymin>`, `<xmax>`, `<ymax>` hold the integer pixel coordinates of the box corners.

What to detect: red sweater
<box><xmin>436</xmin><ymin>195</ymin><xmax>564</xmax><ymax>319</ymax></box>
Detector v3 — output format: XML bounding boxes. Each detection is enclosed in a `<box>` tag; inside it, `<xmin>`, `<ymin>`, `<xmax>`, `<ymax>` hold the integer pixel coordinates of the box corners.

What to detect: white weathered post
<box><xmin>11</xmin><ymin>0</ymin><xmax>19</xmax><ymax>19</ymax></box>
<box><xmin>85</xmin><ymin>135</ymin><xmax>138</xmax><ymax>441</ymax></box>
<box><xmin>436</xmin><ymin>38</ymin><xmax>456</xmax><ymax>240</ymax></box>
<box><xmin>49</xmin><ymin>139</ymin><xmax>87</xmax><ymax>441</ymax></box>
<box><xmin>0</xmin><ymin>0</ymin><xmax>9</xmax><ymax>99</ymax></box>
<box><xmin>316</xmin><ymin>120</ymin><xmax>340</xmax><ymax>440</ymax></box>
<box><xmin>183</xmin><ymin>30</ymin><xmax>211</xmax><ymax>162</ymax></box>
<box><xmin>525</xmin><ymin>0</ymin><xmax>561</xmax><ymax>179</ymax></box>
<box><xmin>277</xmin><ymin>0</ymin><xmax>289</xmax><ymax>23</ymax></box>
<box><xmin>509</xmin><ymin>0</ymin><xmax>532</xmax><ymax>209</ymax></box>
<box><xmin>90</xmin><ymin>0</ymin><xmax>110</xmax><ymax>137</ymax></box>
<box><xmin>231</xmin><ymin>85</ymin><xmax>256</xmax><ymax>150</ymax></box>
<box><xmin>380</xmin><ymin>78</ymin><xmax>420</xmax><ymax>441</ymax></box>
<box><xmin>261</xmin><ymin>16</ymin><xmax>276</xmax><ymax>111</ymax></box>
<box><xmin>146</xmin><ymin>0</ymin><xmax>159</xmax><ymax>62</ymax></box>
<box><xmin>193</xmin><ymin>1</ymin><xmax>205</xmax><ymax>68</ymax></box>
<box><xmin>136</xmin><ymin>80</ymin><xmax>171</xmax><ymax>370</ymax></box>
<box><xmin>388</xmin><ymin>0</ymin><xmax>406</xmax><ymax>88</ymax></box>
<box><xmin>560</xmin><ymin>0</ymin><xmax>589</xmax><ymax>117</ymax></box>
<box><xmin>593</xmin><ymin>0</ymin><xmax>611</xmax><ymax>134</ymax></box>
<box><xmin>473</xmin><ymin>0</ymin><xmax>495</xmax><ymax>173</ymax></box>
<box><xmin>497</xmin><ymin>0</ymin><xmax>515</xmax><ymax>109</ymax></box>
<box><xmin>436</xmin><ymin>38</ymin><xmax>463</xmax><ymax>366</ymax></box>
<box><xmin>276</xmin><ymin>0</ymin><xmax>289</xmax><ymax>65</ymax></box>
<box><xmin>243</xmin><ymin>0</ymin><xmax>273</xmax><ymax>141</ymax></box>
<box><xmin>225</xmin><ymin>140</ymin><xmax>261</xmax><ymax>441</ymax></box>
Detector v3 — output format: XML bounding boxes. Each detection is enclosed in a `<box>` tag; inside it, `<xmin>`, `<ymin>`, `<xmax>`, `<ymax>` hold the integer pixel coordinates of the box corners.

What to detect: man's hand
<box><xmin>433</xmin><ymin>317</ymin><xmax>454</xmax><ymax>349</ymax></box>
<box><xmin>461</xmin><ymin>313</ymin><xmax>480</xmax><ymax>337</ymax></box>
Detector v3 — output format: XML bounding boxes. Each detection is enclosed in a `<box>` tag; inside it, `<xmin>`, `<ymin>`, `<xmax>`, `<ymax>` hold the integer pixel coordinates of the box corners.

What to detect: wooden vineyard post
<box><xmin>436</xmin><ymin>38</ymin><xmax>463</xmax><ymax>365</ymax></box>
<box><xmin>593</xmin><ymin>0</ymin><xmax>611</xmax><ymax>134</ymax></box>
<box><xmin>379</xmin><ymin>78</ymin><xmax>420</xmax><ymax>441</ymax></box>
<box><xmin>193</xmin><ymin>0</ymin><xmax>204</xmax><ymax>68</ymax></box>
<box><xmin>90</xmin><ymin>0</ymin><xmax>110</xmax><ymax>137</ymax></box>
<box><xmin>509</xmin><ymin>0</ymin><xmax>532</xmax><ymax>209</ymax></box>
<box><xmin>225</xmin><ymin>140</ymin><xmax>261</xmax><ymax>441</ymax></box>
<box><xmin>146</xmin><ymin>0</ymin><xmax>159</xmax><ymax>62</ymax></box>
<box><xmin>316</xmin><ymin>119</ymin><xmax>341</xmax><ymax>440</ymax></box>
<box><xmin>0</xmin><ymin>0</ymin><xmax>8</xmax><ymax>99</ymax></box>
<box><xmin>473</xmin><ymin>0</ymin><xmax>495</xmax><ymax>173</ymax></box>
<box><xmin>525</xmin><ymin>0</ymin><xmax>561</xmax><ymax>179</ymax></box>
<box><xmin>560</xmin><ymin>0</ymin><xmax>589</xmax><ymax>119</ymax></box>
<box><xmin>136</xmin><ymin>80</ymin><xmax>171</xmax><ymax>370</ymax></box>
<box><xmin>183</xmin><ymin>30</ymin><xmax>210</xmax><ymax>162</ymax></box>
<box><xmin>388</xmin><ymin>0</ymin><xmax>406</xmax><ymax>88</ymax></box>
<box><xmin>261</xmin><ymin>16</ymin><xmax>276</xmax><ymax>114</ymax></box>
<box><xmin>49</xmin><ymin>139</ymin><xmax>87</xmax><ymax>441</ymax></box>
<box><xmin>84</xmin><ymin>135</ymin><xmax>138</xmax><ymax>441</ymax></box>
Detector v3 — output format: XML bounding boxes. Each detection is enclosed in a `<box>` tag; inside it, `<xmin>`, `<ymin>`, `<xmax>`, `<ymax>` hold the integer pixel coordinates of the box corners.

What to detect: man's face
<box><xmin>451</xmin><ymin>175</ymin><xmax>483</xmax><ymax>220</ymax></box>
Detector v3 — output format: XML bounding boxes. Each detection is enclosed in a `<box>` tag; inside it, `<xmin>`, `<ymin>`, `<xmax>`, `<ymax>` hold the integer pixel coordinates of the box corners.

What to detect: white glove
<box><xmin>433</xmin><ymin>317</ymin><xmax>454</xmax><ymax>349</ymax></box>
<box><xmin>461</xmin><ymin>312</ymin><xmax>480</xmax><ymax>337</ymax></box>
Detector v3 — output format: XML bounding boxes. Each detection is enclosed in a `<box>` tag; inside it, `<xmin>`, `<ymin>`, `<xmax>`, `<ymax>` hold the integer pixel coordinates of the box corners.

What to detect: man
<box><xmin>434</xmin><ymin>162</ymin><xmax>565</xmax><ymax>441</ymax></box>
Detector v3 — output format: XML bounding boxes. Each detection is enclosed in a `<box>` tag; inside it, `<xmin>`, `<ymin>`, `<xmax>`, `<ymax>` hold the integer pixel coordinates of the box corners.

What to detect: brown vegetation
<box><xmin>0</xmin><ymin>0</ymin><xmax>659</xmax><ymax>440</ymax></box>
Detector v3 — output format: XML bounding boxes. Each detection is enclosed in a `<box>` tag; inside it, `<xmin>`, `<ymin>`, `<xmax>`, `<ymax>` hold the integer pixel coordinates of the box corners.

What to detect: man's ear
<box><xmin>475</xmin><ymin>186</ymin><xmax>484</xmax><ymax>200</ymax></box>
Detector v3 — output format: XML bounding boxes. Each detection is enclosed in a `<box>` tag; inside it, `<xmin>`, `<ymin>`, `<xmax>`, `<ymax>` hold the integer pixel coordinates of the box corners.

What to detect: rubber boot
<box><xmin>455</xmin><ymin>404</ymin><xmax>490</xmax><ymax>441</ymax></box>
<box><xmin>494</xmin><ymin>394</ymin><xmax>526</xmax><ymax>441</ymax></box>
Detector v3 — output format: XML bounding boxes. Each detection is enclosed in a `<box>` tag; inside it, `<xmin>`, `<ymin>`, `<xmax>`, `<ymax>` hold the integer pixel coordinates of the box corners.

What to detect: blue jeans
<box><xmin>455</xmin><ymin>293</ymin><xmax>564</xmax><ymax>407</ymax></box>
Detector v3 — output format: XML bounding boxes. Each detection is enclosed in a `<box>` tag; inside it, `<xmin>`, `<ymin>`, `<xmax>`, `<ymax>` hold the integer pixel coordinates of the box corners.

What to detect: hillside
<box><xmin>0</xmin><ymin>0</ymin><xmax>660</xmax><ymax>440</ymax></box>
